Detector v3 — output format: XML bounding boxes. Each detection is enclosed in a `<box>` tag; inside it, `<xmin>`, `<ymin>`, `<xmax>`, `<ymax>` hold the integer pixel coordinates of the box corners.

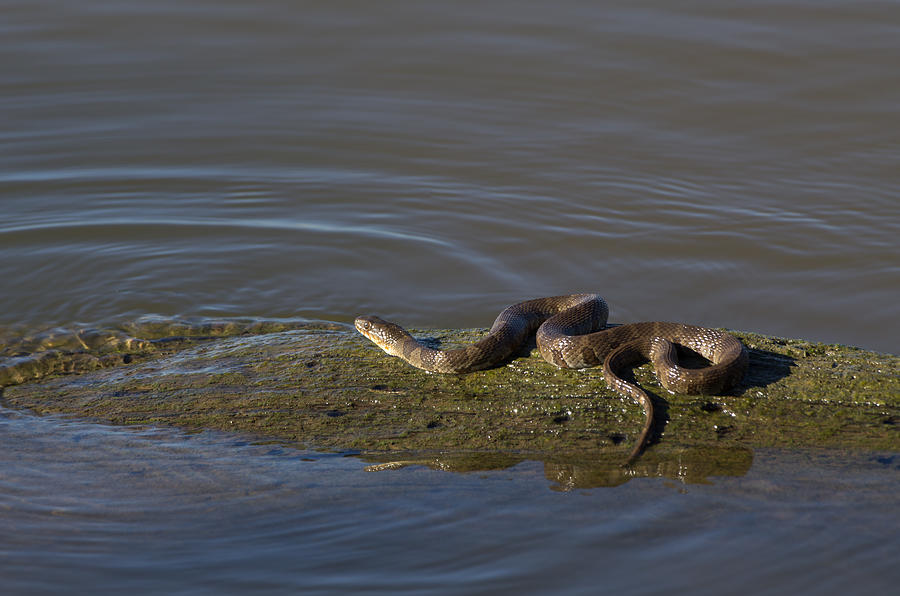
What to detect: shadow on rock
<box><xmin>741</xmin><ymin>347</ymin><xmax>796</xmax><ymax>391</ymax></box>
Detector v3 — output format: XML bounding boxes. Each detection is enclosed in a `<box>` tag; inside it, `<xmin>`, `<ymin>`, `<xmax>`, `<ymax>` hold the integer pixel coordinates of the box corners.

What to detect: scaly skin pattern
<box><xmin>355</xmin><ymin>294</ymin><xmax>748</xmax><ymax>464</ymax></box>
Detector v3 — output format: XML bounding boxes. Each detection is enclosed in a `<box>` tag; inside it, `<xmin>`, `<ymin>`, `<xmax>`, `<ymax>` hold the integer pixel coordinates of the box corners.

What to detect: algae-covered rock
<box><xmin>1</xmin><ymin>319</ymin><xmax>897</xmax><ymax>489</ymax></box>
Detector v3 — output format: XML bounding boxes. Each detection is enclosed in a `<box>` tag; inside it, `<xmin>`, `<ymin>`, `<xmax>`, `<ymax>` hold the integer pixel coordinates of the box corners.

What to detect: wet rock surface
<box><xmin>2</xmin><ymin>318</ymin><xmax>897</xmax><ymax>485</ymax></box>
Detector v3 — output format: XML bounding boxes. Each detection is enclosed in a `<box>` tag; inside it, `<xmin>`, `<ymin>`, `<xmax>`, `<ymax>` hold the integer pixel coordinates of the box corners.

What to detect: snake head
<box><xmin>354</xmin><ymin>315</ymin><xmax>411</xmax><ymax>357</ymax></box>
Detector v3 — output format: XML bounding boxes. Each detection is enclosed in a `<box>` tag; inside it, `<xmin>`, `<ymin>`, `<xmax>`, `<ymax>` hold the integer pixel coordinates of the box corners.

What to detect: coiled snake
<box><xmin>355</xmin><ymin>294</ymin><xmax>748</xmax><ymax>463</ymax></box>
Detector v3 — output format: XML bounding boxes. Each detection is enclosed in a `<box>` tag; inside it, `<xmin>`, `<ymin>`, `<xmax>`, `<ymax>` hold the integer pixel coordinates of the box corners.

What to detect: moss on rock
<box><xmin>1</xmin><ymin>321</ymin><xmax>897</xmax><ymax>488</ymax></box>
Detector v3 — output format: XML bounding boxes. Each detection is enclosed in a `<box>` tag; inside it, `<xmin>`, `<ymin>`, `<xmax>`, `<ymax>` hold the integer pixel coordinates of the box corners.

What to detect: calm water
<box><xmin>1</xmin><ymin>1</ymin><xmax>898</xmax><ymax>593</ymax></box>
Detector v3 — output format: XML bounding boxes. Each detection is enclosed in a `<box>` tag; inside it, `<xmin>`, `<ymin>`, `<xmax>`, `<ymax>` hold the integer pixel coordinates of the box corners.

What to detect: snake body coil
<box><xmin>355</xmin><ymin>293</ymin><xmax>748</xmax><ymax>463</ymax></box>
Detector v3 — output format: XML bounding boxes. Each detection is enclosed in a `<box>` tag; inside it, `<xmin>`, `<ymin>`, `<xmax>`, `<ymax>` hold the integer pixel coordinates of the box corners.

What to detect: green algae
<box><xmin>1</xmin><ymin>321</ymin><xmax>897</xmax><ymax>489</ymax></box>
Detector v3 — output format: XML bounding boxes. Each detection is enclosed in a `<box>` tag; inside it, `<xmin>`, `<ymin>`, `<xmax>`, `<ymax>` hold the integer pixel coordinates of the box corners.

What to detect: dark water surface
<box><xmin>2</xmin><ymin>408</ymin><xmax>898</xmax><ymax>595</ymax></box>
<box><xmin>2</xmin><ymin>1</ymin><xmax>899</xmax><ymax>593</ymax></box>
<box><xmin>3</xmin><ymin>0</ymin><xmax>898</xmax><ymax>352</ymax></box>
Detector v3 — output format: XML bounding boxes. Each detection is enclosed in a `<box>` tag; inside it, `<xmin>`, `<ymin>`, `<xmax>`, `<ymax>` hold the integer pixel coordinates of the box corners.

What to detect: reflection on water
<box><xmin>1</xmin><ymin>408</ymin><xmax>897</xmax><ymax>594</ymax></box>
<box><xmin>363</xmin><ymin>446</ymin><xmax>754</xmax><ymax>490</ymax></box>
<box><xmin>545</xmin><ymin>446</ymin><xmax>754</xmax><ymax>490</ymax></box>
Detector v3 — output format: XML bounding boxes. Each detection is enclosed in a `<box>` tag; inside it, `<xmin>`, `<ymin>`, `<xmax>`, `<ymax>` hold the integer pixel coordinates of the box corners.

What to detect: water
<box><xmin>2</xmin><ymin>408</ymin><xmax>897</xmax><ymax>595</ymax></box>
<box><xmin>1</xmin><ymin>1</ymin><xmax>898</xmax><ymax>592</ymax></box>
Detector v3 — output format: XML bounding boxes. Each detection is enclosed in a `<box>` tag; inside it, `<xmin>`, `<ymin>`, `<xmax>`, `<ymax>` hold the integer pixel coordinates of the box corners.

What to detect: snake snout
<box><xmin>355</xmin><ymin>315</ymin><xmax>412</xmax><ymax>357</ymax></box>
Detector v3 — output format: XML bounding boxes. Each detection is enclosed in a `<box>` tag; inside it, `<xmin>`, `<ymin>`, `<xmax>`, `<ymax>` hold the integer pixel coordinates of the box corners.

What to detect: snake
<box><xmin>355</xmin><ymin>293</ymin><xmax>748</xmax><ymax>463</ymax></box>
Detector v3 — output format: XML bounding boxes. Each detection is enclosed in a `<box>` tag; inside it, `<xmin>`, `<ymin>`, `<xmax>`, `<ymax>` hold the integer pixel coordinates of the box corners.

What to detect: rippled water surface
<box><xmin>2</xmin><ymin>1</ymin><xmax>899</xmax><ymax>593</ymax></box>
<box><xmin>4</xmin><ymin>0</ymin><xmax>898</xmax><ymax>352</ymax></box>
<box><xmin>2</xmin><ymin>409</ymin><xmax>898</xmax><ymax>595</ymax></box>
